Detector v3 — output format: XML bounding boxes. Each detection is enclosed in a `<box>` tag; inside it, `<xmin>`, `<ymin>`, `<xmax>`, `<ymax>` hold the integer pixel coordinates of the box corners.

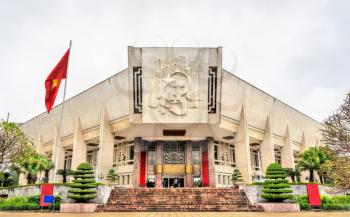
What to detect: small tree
<box><xmin>68</xmin><ymin>163</ymin><xmax>97</xmax><ymax>202</ymax></box>
<box><xmin>331</xmin><ymin>157</ymin><xmax>350</xmax><ymax>189</ymax></box>
<box><xmin>321</xmin><ymin>92</ymin><xmax>350</xmax><ymax>190</ymax></box>
<box><xmin>318</xmin><ymin>160</ymin><xmax>334</xmax><ymax>184</ymax></box>
<box><xmin>231</xmin><ymin>168</ymin><xmax>244</xmax><ymax>185</ymax></box>
<box><xmin>0</xmin><ymin>121</ymin><xmax>32</xmax><ymax>172</ymax></box>
<box><xmin>0</xmin><ymin>172</ymin><xmax>14</xmax><ymax>187</ymax></box>
<box><xmin>297</xmin><ymin>147</ymin><xmax>328</xmax><ymax>182</ymax></box>
<box><xmin>57</xmin><ymin>168</ymin><xmax>74</xmax><ymax>183</ymax></box>
<box><xmin>40</xmin><ymin>156</ymin><xmax>54</xmax><ymax>183</ymax></box>
<box><xmin>17</xmin><ymin>153</ymin><xmax>51</xmax><ymax>184</ymax></box>
<box><xmin>284</xmin><ymin>167</ymin><xmax>300</xmax><ymax>183</ymax></box>
<box><xmin>106</xmin><ymin>169</ymin><xmax>118</xmax><ymax>183</ymax></box>
<box><xmin>261</xmin><ymin>163</ymin><xmax>293</xmax><ymax>202</ymax></box>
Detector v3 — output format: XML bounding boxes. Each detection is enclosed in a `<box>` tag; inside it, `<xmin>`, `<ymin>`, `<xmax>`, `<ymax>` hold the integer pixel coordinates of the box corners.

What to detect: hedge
<box><xmin>295</xmin><ymin>195</ymin><xmax>311</xmax><ymax>210</ymax></box>
<box><xmin>0</xmin><ymin>182</ymin><xmax>104</xmax><ymax>191</ymax></box>
<box><xmin>296</xmin><ymin>195</ymin><xmax>350</xmax><ymax>210</ymax></box>
<box><xmin>322</xmin><ymin>195</ymin><xmax>350</xmax><ymax>210</ymax></box>
<box><xmin>0</xmin><ymin>195</ymin><xmax>60</xmax><ymax>210</ymax></box>
<box><xmin>261</xmin><ymin>188</ymin><xmax>293</xmax><ymax>194</ymax></box>
<box><xmin>0</xmin><ymin>182</ymin><xmax>72</xmax><ymax>190</ymax></box>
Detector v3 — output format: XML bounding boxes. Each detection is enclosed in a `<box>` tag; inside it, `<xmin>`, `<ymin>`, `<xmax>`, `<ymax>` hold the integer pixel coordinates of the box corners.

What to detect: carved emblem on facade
<box><xmin>148</xmin><ymin>56</ymin><xmax>201</xmax><ymax>116</ymax></box>
<box><xmin>163</xmin><ymin>151</ymin><xmax>185</xmax><ymax>164</ymax></box>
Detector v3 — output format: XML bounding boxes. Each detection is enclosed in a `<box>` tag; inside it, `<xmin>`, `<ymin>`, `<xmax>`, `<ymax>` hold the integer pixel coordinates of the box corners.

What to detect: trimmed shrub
<box><xmin>231</xmin><ymin>168</ymin><xmax>244</xmax><ymax>184</ymax></box>
<box><xmin>295</xmin><ymin>195</ymin><xmax>311</xmax><ymax>210</ymax></box>
<box><xmin>0</xmin><ymin>195</ymin><xmax>60</xmax><ymax>210</ymax></box>
<box><xmin>106</xmin><ymin>169</ymin><xmax>118</xmax><ymax>183</ymax></box>
<box><xmin>261</xmin><ymin>163</ymin><xmax>293</xmax><ymax>202</ymax></box>
<box><xmin>296</xmin><ymin>195</ymin><xmax>350</xmax><ymax>210</ymax></box>
<box><xmin>68</xmin><ymin>162</ymin><xmax>97</xmax><ymax>202</ymax></box>
<box><xmin>322</xmin><ymin>195</ymin><xmax>350</xmax><ymax>210</ymax></box>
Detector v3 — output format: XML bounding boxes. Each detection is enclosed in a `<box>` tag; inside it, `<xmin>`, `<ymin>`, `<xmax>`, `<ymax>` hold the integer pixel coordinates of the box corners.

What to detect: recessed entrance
<box><xmin>162</xmin><ymin>175</ymin><xmax>184</xmax><ymax>188</ymax></box>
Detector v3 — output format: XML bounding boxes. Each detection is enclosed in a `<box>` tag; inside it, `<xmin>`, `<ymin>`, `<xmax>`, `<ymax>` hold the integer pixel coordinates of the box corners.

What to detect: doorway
<box><xmin>162</xmin><ymin>175</ymin><xmax>184</xmax><ymax>188</ymax></box>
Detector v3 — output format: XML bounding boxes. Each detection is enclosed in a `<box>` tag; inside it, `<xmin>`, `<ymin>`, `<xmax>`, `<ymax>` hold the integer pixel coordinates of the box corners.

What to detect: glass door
<box><xmin>162</xmin><ymin>175</ymin><xmax>185</xmax><ymax>188</ymax></box>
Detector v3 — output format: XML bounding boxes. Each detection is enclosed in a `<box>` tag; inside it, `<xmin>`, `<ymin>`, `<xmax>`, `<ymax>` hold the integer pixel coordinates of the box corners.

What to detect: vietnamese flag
<box><xmin>45</xmin><ymin>48</ymin><xmax>70</xmax><ymax>113</ymax></box>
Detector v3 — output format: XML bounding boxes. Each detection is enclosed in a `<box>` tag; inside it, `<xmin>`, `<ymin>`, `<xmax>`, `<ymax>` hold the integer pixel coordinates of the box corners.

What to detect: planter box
<box><xmin>258</xmin><ymin>203</ymin><xmax>300</xmax><ymax>212</ymax></box>
<box><xmin>60</xmin><ymin>203</ymin><xmax>97</xmax><ymax>213</ymax></box>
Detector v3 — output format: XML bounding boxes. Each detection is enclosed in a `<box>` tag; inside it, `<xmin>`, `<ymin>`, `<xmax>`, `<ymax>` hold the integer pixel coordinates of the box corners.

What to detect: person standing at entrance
<box><xmin>174</xmin><ymin>177</ymin><xmax>178</xmax><ymax>188</ymax></box>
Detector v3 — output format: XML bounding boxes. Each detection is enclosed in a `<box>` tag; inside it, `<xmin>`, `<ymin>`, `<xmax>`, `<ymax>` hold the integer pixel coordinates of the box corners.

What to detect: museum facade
<box><xmin>20</xmin><ymin>47</ymin><xmax>323</xmax><ymax>188</ymax></box>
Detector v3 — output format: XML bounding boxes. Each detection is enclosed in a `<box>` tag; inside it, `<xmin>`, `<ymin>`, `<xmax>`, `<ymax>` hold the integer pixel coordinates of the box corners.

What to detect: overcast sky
<box><xmin>0</xmin><ymin>0</ymin><xmax>349</xmax><ymax>123</ymax></box>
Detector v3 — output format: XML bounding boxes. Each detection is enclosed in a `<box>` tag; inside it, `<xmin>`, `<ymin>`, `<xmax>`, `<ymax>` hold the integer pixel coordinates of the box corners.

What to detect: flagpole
<box><xmin>53</xmin><ymin>40</ymin><xmax>72</xmax><ymax>183</ymax></box>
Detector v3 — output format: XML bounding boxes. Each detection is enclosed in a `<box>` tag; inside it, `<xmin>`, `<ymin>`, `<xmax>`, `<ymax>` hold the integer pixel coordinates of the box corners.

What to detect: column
<box><xmin>132</xmin><ymin>137</ymin><xmax>142</xmax><ymax>187</ymax></box>
<box><xmin>72</xmin><ymin>117</ymin><xmax>87</xmax><ymax>170</ymax></box>
<box><xmin>300</xmin><ymin>132</ymin><xmax>307</xmax><ymax>152</ymax></box>
<box><xmin>234</xmin><ymin>105</ymin><xmax>252</xmax><ymax>183</ymax></box>
<box><xmin>155</xmin><ymin>141</ymin><xmax>163</xmax><ymax>188</ymax></box>
<box><xmin>36</xmin><ymin>133</ymin><xmax>46</xmax><ymax>183</ymax></box>
<box><xmin>281</xmin><ymin>125</ymin><xmax>295</xmax><ymax>169</ymax></box>
<box><xmin>260</xmin><ymin>115</ymin><xmax>275</xmax><ymax>173</ymax></box>
<box><xmin>185</xmin><ymin>142</ymin><xmax>193</xmax><ymax>187</ymax></box>
<box><xmin>299</xmin><ymin>133</ymin><xmax>308</xmax><ymax>182</ymax></box>
<box><xmin>36</xmin><ymin>133</ymin><xmax>44</xmax><ymax>154</ymax></box>
<box><xmin>19</xmin><ymin>173</ymin><xmax>27</xmax><ymax>185</ymax></box>
<box><xmin>206</xmin><ymin>137</ymin><xmax>216</xmax><ymax>187</ymax></box>
<box><xmin>97</xmin><ymin>107</ymin><xmax>115</xmax><ymax>181</ymax></box>
<box><xmin>51</xmin><ymin>125</ymin><xmax>65</xmax><ymax>182</ymax></box>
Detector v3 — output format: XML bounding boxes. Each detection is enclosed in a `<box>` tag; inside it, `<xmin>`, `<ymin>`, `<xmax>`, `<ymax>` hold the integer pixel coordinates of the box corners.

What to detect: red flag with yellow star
<box><xmin>45</xmin><ymin>48</ymin><xmax>70</xmax><ymax>113</ymax></box>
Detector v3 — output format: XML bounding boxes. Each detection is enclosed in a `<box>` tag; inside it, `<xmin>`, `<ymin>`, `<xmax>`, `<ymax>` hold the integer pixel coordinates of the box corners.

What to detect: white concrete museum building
<box><xmin>19</xmin><ymin>47</ymin><xmax>323</xmax><ymax>188</ymax></box>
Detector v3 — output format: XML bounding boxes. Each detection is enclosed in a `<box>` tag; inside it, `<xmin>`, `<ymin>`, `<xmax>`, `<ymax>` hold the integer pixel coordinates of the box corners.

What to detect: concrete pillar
<box><xmin>185</xmin><ymin>142</ymin><xmax>193</xmax><ymax>187</ymax></box>
<box><xmin>35</xmin><ymin>133</ymin><xmax>46</xmax><ymax>182</ymax></box>
<box><xmin>97</xmin><ymin>107</ymin><xmax>115</xmax><ymax>181</ymax></box>
<box><xmin>51</xmin><ymin>125</ymin><xmax>65</xmax><ymax>182</ymax></box>
<box><xmin>260</xmin><ymin>115</ymin><xmax>275</xmax><ymax>173</ymax></box>
<box><xmin>297</xmin><ymin>133</ymin><xmax>309</xmax><ymax>182</ymax></box>
<box><xmin>234</xmin><ymin>105</ymin><xmax>252</xmax><ymax>183</ymax></box>
<box><xmin>36</xmin><ymin>133</ymin><xmax>44</xmax><ymax>154</ymax></box>
<box><xmin>72</xmin><ymin>117</ymin><xmax>87</xmax><ymax>170</ymax></box>
<box><xmin>155</xmin><ymin>141</ymin><xmax>163</xmax><ymax>188</ymax></box>
<box><xmin>133</xmin><ymin>137</ymin><xmax>142</xmax><ymax>187</ymax></box>
<box><xmin>19</xmin><ymin>173</ymin><xmax>27</xmax><ymax>185</ymax></box>
<box><xmin>300</xmin><ymin>132</ymin><xmax>307</xmax><ymax>152</ymax></box>
<box><xmin>281</xmin><ymin>125</ymin><xmax>295</xmax><ymax>169</ymax></box>
<box><xmin>206</xmin><ymin>137</ymin><xmax>216</xmax><ymax>187</ymax></box>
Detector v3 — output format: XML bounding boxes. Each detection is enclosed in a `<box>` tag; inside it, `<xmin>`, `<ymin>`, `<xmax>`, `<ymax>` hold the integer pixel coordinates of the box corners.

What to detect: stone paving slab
<box><xmin>0</xmin><ymin>212</ymin><xmax>349</xmax><ymax>217</ymax></box>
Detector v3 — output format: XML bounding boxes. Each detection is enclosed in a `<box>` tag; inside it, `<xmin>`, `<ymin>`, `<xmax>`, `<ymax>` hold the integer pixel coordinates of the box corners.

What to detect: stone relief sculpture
<box><xmin>148</xmin><ymin>56</ymin><xmax>201</xmax><ymax>116</ymax></box>
<box><xmin>163</xmin><ymin>151</ymin><xmax>185</xmax><ymax>164</ymax></box>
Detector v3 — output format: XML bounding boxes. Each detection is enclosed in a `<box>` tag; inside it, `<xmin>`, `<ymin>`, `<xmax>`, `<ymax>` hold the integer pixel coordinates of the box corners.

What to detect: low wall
<box><xmin>245</xmin><ymin>185</ymin><xmax>349</xmax><ymax>204</ymax></box>
<box><xmin>0</xmin><ymin>185</ymin><xmax>112</xmax><ymax>204</ymax></box>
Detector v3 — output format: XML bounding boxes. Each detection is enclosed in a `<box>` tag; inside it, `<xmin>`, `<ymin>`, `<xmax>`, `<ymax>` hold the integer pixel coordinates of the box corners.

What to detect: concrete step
<box><xmin>100</xmin><ymin>187</ymin><xmax>263</xmax><ymax>212</ymax></box>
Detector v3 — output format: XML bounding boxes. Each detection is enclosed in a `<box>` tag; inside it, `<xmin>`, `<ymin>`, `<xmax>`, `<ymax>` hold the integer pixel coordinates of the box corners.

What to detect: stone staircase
<box><xmin>98</xmin><ymin>187</ymin><xmax>263</xmax><ymax>212</ymax></box>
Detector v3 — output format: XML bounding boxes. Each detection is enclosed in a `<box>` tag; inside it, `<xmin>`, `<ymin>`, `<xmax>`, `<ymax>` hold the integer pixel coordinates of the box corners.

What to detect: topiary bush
<box><xmin>106</xmin><ymin>169</ymin><xmax>119</xmax><ymax>183</ymax></box>
<box><xmin>68</xmin><ymin>162</ymin><xmax>97</xmax><ymax>202</ymax></box>
<box><xmin>261</xmin><ymin>163</ymin><xmax>293</xmax><ymax>202</ymax></box>
<box><xmin>231</xmin><ymin>168</ymin><xmax>244</xmax><ymax>184</ymax></box>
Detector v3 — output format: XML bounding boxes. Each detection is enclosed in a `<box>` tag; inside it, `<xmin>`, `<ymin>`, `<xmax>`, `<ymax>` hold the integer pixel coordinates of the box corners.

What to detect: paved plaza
<box><xmin>0</xmin><ymin>212</ymin><xmax>349</xmax><ymax>217</ymax></box>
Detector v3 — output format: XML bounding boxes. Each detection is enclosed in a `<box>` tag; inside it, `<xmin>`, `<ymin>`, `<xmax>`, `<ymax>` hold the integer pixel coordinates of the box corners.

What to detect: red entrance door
<box><xmin>139</xmin><ymin>151</ymin><xmax>147</xmax><ymax>187</ymax></box>
<box><xmin>201</xmin><ymin>151</ymin><xmax>209</xmax><ymax>187</ymax></box>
